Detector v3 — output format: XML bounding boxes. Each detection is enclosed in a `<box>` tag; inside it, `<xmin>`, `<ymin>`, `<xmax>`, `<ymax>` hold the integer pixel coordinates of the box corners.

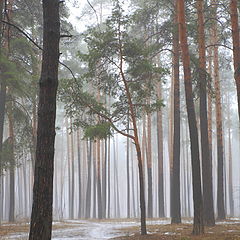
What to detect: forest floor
<box><xmin>0</xmin><ymin>218</ymin><xmax>240</xmax><ymax>239</ymax></box>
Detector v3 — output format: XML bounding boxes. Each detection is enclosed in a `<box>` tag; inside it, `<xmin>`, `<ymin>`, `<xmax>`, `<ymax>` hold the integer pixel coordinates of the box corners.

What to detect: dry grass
<box><xmin>1</xmin><ymin>219</ymin><xmax>240</xmax><ymax>240</ymax></box>
<box><xmin>0</xmin><ymin>221</ymin><xmax>81</xmax><ymax>238</ymax></box>
<box><xmin>112</xmin><ymin>221</ymin><xmax>240</xmax><ymax>240</ymax></box>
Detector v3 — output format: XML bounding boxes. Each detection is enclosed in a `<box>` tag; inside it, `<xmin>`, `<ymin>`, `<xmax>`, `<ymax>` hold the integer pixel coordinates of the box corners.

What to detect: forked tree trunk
<box><xmin>28</xmin><ymin>0</ymin><xmax>60</xmax><ymax>238</ymax></box>
<box><xmin>171</xmin><ymin>0</ymin><xmax>181</xmax><ymax>224</ymax></box>
<box><xmin>196</xmin><ymin>0</ymin><xmax>215</xmax><ymax>226</ymax></box>
<box><xmin>178</xmin><ymin>0</ymin><xmax>204</xmax><ymax>235</ymax></box>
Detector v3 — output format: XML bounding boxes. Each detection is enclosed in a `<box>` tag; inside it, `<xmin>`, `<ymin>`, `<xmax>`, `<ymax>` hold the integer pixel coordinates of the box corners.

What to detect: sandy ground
<box><xmin>0</xmin><ymin>218</ymin><xmax>240</xmax><ymax>239</ymax></box>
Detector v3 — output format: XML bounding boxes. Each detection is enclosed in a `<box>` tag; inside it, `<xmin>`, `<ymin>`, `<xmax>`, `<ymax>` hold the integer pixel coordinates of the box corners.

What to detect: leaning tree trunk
<box><xmin>178</xmin><ymin>0</ymin><xmax>204</xmax><ymax>235</ymax></box>
<box><xmin>230</xmin><ymin>0</ymin><xmax>240</xmax><ymax>121</ymax></box>
<box><xmin>171</xmin><ymin>0</ymin><xmax>181</xmax><ymax>224</ymax></box>
<box><xmin>196</xmin><ymin>0</ymin><xmax>215</xmax><ymax>226</ymax></box>
<box><xmin>28</xmin><ymin>0</ymin><xmax>60</xmax><ymax>239</ymax></box>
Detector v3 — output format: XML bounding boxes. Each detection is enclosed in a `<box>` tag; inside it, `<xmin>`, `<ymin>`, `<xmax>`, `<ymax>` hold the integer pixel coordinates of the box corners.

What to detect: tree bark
<box><xmin>178</xmin><ymin>0</ymin><xmax>204</xmax><ymax>235</ymax></box>
<box><xmin>85</xmin><ymin>140</ymin><xmax>92</xmax><ymax>218</ymax></box>
<box><xmin>171</xmin><ymin>0</ymin><xmax>181</xmax><ymax>224</ymax></box>
<box><xmin>230</xmin><ymin>0</ymin><xmax>240</xmax><ymax>121</ymax></box>
<box><xmin>70</xmin><ymin>119</ymin><xmax>75</xmax><ymax>219</ymax></box>
<box><xmin>28</xmin><ymin>0</ymin><xmax>60</xmax><ymax>238</ymax></box>
<box><xmin>227</xmin><ymin>94</ymin><xmax>234</xmax><ymax>216</ymax></box>
<box><xmin>157</xmin><ymin>80</ymin><xmax>165</xmax><ymax>218</ymax></box>
<box><xmin>97</xmin><ymin>138</ymin><xmax>102</xmax><ymax>219</ymax></box>
<box><xmin>146</xmin><ymin>99</ymin><xmax>153</xmax><ymax>218</ymax></box>
<box><xmin>196</xmin><ymin>0</ymin><xmax>215</xmax><ymax>226</ymax></box>
<box><xmin>77</xmin><ymin>129</ymin><xmax>82</xmax><ymax>219</ymax></box>
<box><xmin>126</xmin><ymin>118</ymin><xmax>130</xmax><ymax>218</ymax></box>
<box><xmin>7</xmin><ymin>99</ymin><xmax>15</xmax><ymax>222</ymax></box>
<box><xmin>211</xmin><ymin>1</ymin><xmax>226</xmax><ymax>219</ymax></box>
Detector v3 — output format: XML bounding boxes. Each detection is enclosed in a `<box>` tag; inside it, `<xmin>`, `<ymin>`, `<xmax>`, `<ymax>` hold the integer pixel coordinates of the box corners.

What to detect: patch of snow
<box><xmin>164</xmin><ymin>232</ymin><xmax>177</xmax><ymax>235</ymax></box>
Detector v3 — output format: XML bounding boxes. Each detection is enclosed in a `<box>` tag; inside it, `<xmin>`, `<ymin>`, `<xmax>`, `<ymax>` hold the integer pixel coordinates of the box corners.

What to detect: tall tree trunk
<box><xmin>130</xmin><ymin>139</ymin><xmax>136</xmax><ymax>218</ymax></box>
<box><xmin>126</xmin><ymin>118</ymin><xmax>130</xmax><ymax>218</ymax></box>
<box><xmin>227</xmin><ymin>94</ymin><xmax>234</xmax><ymax>216</ymax></box>
<box><xmin>66</xmin><ymin>118</ymin><xmax>72</xmax><ymax>219</ymax></box>
<box><xmin>96</xmin><ymin>138</ymin><xmax>102</xmax><ymax>219</ymax></box>
<box><xmin>77</xmin><ymin>129</ymin><xmax>82</xmax><ymax>219</ymax></box>
<box><xmin>102</xmin><ymin>138</ymin><xmax>107</xmax><ymax>219</ymax></box>
<box><xmin>0</xmin><ymin>0</ymin><xmax>11</xmax><ymax>224</ymax></box>
<box><xmin>7</xmin><ymin>99</ymin><xmax>15</xmax><ymax>222</ymax></box>
<box><xmin>211</xmin><ymin>1</ymin><xmax>226</xmax><ymax>219</ymax></box>
<box><xmin>196</xmin><ymin>0</ymin><xmax>215</xmax><ymax>226</ymax></box>
<box><xmin>146</xmin><ymin>99</ymin><xmax>153</xmax><ymax>218</ymax></box>
<box><xmin>28</xmin><ymin>0</ymin><xmax>60</xmax><ymax>238</ymax></box>
<box><xmin>171</xmin><ymin>0</ymin><xmax>181</xmax><ymax>224</ymax></box>
<box><xmin>178</xmin><ymin>0</ymin><xmax>204</xmax><ymax>234</ymax></box>
<box><xmin>230</xmin><ymin>0</ymin><xmax>240</xmax><ymax>121</ymax></box>
<box><xmin>85</xmin><ymin>140</ymin><xmax>92</xmax><ymax>219</ymax></box>
<box><xmin>92</xmin><ymin>141</ymin><xmax>97</xmax><ymax>218</ymax></box>
<box><xmin>207</xmin><ymin>46</ymin><xmax>213</xmax><ymax>215</ymax></box>
<box><xmin>70</xmin><ymin>119</ymin><xmax>75</xmax><ymax>219</ymax></box>
<box><xmin>157</xmin><ymin>81</ymin><xmax>165</xmax><ymax>218</ymax></box>
<box><xmin>107</xmin><ymin>137</ymin><xmax>111</xmax><ymax>218</ymax></box>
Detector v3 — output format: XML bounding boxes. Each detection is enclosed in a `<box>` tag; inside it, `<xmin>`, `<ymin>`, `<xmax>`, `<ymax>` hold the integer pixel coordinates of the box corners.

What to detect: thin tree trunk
<box><xmin>196</xmin><ymin>0</ymin><xmax>215</xmax><ymax>226</ymax></box>
<box><xmin>211</xmin><ymin>1</ymin><xmax>226</xmax><ymax>219</ymax></box>
<box><xmin>29</xmin><ymin>0</ymin><xmax>60</xmax><ymax>238</ymax></box>
<box><xmin>96</xmin><ymin>138</ymin><xmax>102</xmax><ymax>219</ymax></box>
<box><xmin>178</xmin><ymin>0</ymin><xmax>204</xmax><ymax>234</ymax></box>
<box><xmin>70</xmin><ymin>119</ymin><xmax>75</xmax><ymax>219</ymax></box>
<box><xmin>171</xmin><ymin>0</ymin><xmax>181</xmax><ymax>224</ymax></box>
<box><xmin>227</xmin><ymin>94</ymin><xmax>234</xmax><ymax>216</ymax></box>
<box><xmin>126</xmin><ymin>118</ymin><xmax>130</xmax><ymax>218</ymax></box>
<box><xmin>146</xmin><ymin>99</ymin><xmax>153</xmax><ymax>218</ymax></box>
<box><xmin>102</xmin><ymin>138</ymin><xmax>107</xmax><ymax>219</ymax></box>
<box><xmin>156</xmin><ymin>80</ymin><xmax>165</xmax><ymax>218</ymax></box>
<box><xmin>77</xmin><ymin>129</ymin><xmax>82</xmax><ymax>219</ymax></box>
<box><xmin>92</xmin><ymin>141</ymin><xmax>97</xmax><ymax>218</ymax></box>
<box><xmin>66</xmin><ymin>118</ymin><xmax>72</xmax><ymax>219</ymax></box>
<box><xmin>85</xmin><ymin>140</ymin><xmax>92</xmax><ymax>219</ymax></box>
<box><xmin>7</xmin><ymin>99</ymin><xmax>15</xmax><ymax>222</ymax></box>
<box><xmin>107</xmin><ymin>137</ymin><xmax>111</xmax><ymax>218</ymax></box>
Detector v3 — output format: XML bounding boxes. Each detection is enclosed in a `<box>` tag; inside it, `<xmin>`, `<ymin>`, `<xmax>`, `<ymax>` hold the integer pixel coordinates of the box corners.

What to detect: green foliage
<box><xmin>0</xmin><ymin>138</ymin><xmax>15</xmax><ymax>171</ymax></box>
<box><xmin>83</xmin><ymin>122</ymin><xmax>112</xmax><ymax>140</ymax></box>
<box><xmin>60</xmin><ymin>1</ymin><xmax>169</xmax><ymax>138</ymax></box>
<box><xmin>0</xmin><ymin>53</ymin><xmax>19</xmax><ymax>84</ymax></box>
